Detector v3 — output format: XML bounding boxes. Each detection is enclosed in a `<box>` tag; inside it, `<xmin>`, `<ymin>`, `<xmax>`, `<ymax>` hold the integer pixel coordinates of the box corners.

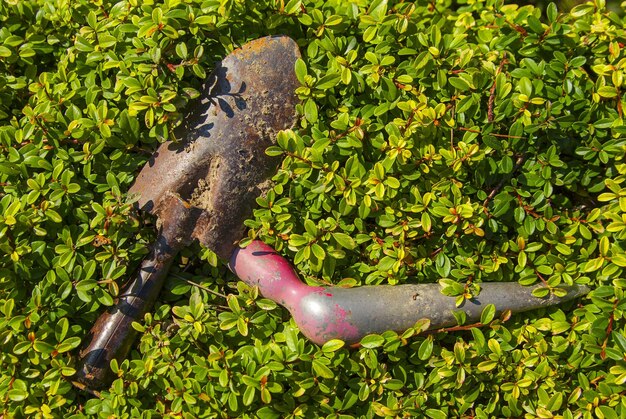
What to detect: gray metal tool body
<box><xmin>230</xmin><ymin>240</ymin><xmax>588</xmax><ymax>345</ymax></box>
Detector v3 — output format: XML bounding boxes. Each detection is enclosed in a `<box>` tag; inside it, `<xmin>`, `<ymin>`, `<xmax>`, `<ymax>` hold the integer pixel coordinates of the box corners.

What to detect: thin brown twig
<box><xmin>488</xmin><ymin>53</ymin><xmax>508</xmax><ymax>122</ymax></box>
<box><xmin>285</xmin><ymin>151</ymin><xmax>351</xmax><ymax>186</ymax></box>
<box><xmin>590</xmin><ymin>375</ymin><xmax>605</xmax><ymax>386</ymax></box>
<box><xmin>600</xmin><ymin>299</ymin><xmax>618</xmax><ymax>360</ymax></box>
<box><xmin>488</xmin><ymin>132</ymin><xmax>524</xmax><ymax>139</ymax></box>
<box><xmin>171</xmin><ymin>273</ymin><xmax>228</xmax><ymax>299</ymax></box>
<box><xmin>535</xmin><ymin>272</ymin><xmax>549</xmax><ymax>287</ymax></box>
<box><xmin>495</xmin><ymin>14</ymin><xmax>528</xmax><ymax>37</ymax></box>
<box><xmin>482</xmin><ymin>155</ymin><xmax>525</xmax><ymax>208</ymax></box>
<box><xmin>436</xmin><ymin>321</ymin><xmax>484</xmax><ymax>333</ymax></box>
<box><xmin>450</xmin><ymin>99</ymin><xmax>456</xmax><ymax>150</ymax></box>
<box><xmin>457</xmin><ymin>127</ymin><xmax>524</xmax><ymax>139</ymax></box>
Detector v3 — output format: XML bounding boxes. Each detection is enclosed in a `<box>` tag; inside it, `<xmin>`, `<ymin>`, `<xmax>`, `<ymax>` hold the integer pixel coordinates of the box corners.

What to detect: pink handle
<box><xmin>229</xmin><ymin>241</ymin><xmax>361</xmax><ymax>344</ymax></box>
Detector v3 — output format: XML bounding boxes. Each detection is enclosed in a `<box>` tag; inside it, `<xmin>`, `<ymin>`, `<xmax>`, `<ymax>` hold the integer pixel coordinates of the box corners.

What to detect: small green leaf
<box><xmin>57</xmin><ymin>337</ymin><xmax>81</xmax><ymax>353</ymax></box>
<box><xmin>526</xmin><ymin>15</ymin><xmax>544</xmax><ymax>34</ymax></box>
<box><xmin>532</xmin><ymin>287</ymin><xmax>550</xmax><ymax>298</ymax></box>
<box><xmin>480</xmin><ymin>304</ymin><xmax>496</xmax><ymax>325</ymax></box>
<box><xmin>316</xmin><ymin>73</ymin><xmax>341</xmax><ymax>90</ymax></box>
<box><xmin>547</xmin><ymin>3</ymin><xmax>558</xmax><ymax>22</ymax></box>
<box><xmin>598</xmin><ymin>86</ymin><xmax>618</xmax><ymax>98</ymax></box>
<box><xmin>33</xmin><ymin>341</ymin><xmax>55</xmax><ymax>354</ymax></box>
<box><xmin>312</xmin><ymin>359</ymin><xmax>334</xmax><ymax>378</ymax></box>
<box><xmin>478</xmin><ymin>360</ymin><xmax>498</xmax><ymax>372</ymax></box>
<box><xmin>295</xmin><ymin>58</ymin><xmax>307</xmax><ymax>84</ymax></box>
<box><xmin>360</xmin><ymin>334</ymin><xmax>384</xmax><ymax>348</ymax></box>
<box><xmin>449</xmin><ymin>77</ymin><xmax>470</xmax><ymax>91</ymax></box>
<box><xmin>418</xmin><ymin>337</ymin><xmax>433</xmax><ymax>360</ymax></box>
<box><xmin>322</xmin><ymin>339</ymin><xmax>345</xmax><ymax>352</ymax></box>
<box><xmin>333</xmin><ymin>232</ymin><xmax>356</xmax><ymax>249</ymax></box>
<box><xmin>55</xmin><ymin>318</ymin><xmax>69</xmax><ymax>342</ymax></box>
<box><xmin>426</xmin><ymin>408</ymin><xmax>447</xmax><ymax>419</ymax></box>
<box><xmin>304</xmin><ymin>99</ymin><xmax>318</xmax><ymax>122</ymax></box>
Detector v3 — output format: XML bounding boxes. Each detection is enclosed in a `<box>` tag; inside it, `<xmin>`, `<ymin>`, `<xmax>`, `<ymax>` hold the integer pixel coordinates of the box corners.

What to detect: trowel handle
<box><xmin>73</xmin><ymin>234</ymin><xmax>178</xmax><ymax>392</ymax></box>
<box><xmin>230</xmin><ymin>240</ymin><xmax>589</xmax><ymax>345</ymax></box>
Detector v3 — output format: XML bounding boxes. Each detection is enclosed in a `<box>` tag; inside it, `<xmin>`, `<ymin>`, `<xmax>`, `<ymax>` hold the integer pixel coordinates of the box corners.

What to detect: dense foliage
<box><xmin>1</xmin><ymin>0</ymin><xmax>626</xmax><ymax>417</ymax></box>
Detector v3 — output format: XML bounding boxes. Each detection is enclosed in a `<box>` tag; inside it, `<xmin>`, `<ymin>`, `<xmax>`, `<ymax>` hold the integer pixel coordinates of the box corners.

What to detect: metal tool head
<box><xmin>129</xmin><ymin>36</ymin><xmax>300</xmax><ymax>258</ymax></box>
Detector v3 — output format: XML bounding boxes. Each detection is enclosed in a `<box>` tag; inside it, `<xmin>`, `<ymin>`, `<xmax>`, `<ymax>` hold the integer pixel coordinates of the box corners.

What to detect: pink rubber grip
<box><xmin>229</xmin><ymin>240</ymin><xmax>360</xmax><ymax>344</ymax></box>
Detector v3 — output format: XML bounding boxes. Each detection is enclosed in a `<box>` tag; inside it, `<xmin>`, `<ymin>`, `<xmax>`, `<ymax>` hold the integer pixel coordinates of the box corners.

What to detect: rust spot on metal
<box><xmin>129</xmin><ymin>36</ymin><xmax>301</xmax><ymax>258</ymax></box>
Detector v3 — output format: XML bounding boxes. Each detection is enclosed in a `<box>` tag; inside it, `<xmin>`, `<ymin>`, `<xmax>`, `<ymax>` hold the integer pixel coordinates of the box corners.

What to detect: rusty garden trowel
<box><xmin>74</xmin><ymin>36</ymin><xmax>301</xmax><ymax>391</ymax></box>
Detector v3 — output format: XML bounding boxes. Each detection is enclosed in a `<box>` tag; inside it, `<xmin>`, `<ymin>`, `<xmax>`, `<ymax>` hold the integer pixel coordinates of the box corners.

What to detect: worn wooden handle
<box><xmin>73</xmin><ymin>235</ymin><xmax>178</xmax><ymax>392</ymax></box>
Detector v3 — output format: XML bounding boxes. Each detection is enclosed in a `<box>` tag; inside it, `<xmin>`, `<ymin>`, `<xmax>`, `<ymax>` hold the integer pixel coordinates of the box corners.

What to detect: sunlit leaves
<box><xmin>1</xmin><ymin>0</ymin><xmax>626</xmax><ymax>418</ymax></box>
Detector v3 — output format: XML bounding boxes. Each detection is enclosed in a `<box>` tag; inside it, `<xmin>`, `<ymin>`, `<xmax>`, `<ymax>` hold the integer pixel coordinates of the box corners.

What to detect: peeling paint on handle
<box><xmin>229</xmin><ymin>240</ymin><xmax>589</xmax><ymax>345</ymax></box>
<box><xmin>229</xmin><ymin>240</ymin><xmax>361</xmax><ymax>343</ymax></box>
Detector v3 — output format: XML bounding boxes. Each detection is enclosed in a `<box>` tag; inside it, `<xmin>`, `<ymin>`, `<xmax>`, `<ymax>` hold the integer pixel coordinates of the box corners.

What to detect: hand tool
<box><xmin>230</xmin><ymin>240</ymin><xmax>588</xmax><ymax>345</ymax></box>
<box><xmin>73</xmin><ymin>35</ymin><xmax>301</xmax><ymax>391</ymax></box>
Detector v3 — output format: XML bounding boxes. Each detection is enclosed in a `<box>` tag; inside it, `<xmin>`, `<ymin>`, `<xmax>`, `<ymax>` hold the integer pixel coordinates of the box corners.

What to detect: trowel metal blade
<box><xmin>129</xmin><ymin>36</ymin><xmax>301</xmax><ymax>258</ymax></box>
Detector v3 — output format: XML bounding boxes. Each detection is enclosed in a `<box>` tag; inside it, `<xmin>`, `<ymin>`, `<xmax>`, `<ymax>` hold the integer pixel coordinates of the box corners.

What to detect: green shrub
<box><xmin>1</xmin><ymin>0</ymin><xmax>625</xmax><ymax>417</ymax></box>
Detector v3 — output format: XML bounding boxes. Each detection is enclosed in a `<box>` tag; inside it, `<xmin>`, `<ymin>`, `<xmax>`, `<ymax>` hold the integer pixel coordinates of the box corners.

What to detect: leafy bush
<box><xmin>1</xmin><ymin>0</ymin><xmax>626</xmax><ymax>417</ymax></box>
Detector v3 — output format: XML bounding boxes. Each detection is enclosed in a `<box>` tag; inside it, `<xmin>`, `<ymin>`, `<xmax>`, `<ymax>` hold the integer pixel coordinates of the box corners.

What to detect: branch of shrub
<box><xmin>495</xmin><ymin>14</ymin><xmax>528</xmax><ymax>37</ymax></box>
<box><xmin>171</xmin><ymin>273</ymin><xmax>228</xmax><ymax>299</ymax></box>
<box><xmin>285</xmin><ymin>151</ymin><xmax>352</xmax><ymax>186</ymax></box>
<box><xmin>329</xmin><ymin>118</ymin><xmax>365</xmax><ymax>143</ymax></box>
<box><xmin>535</xmin><ymin>271</ymin><xmax>549</xmax><ymax>287</ymax></box>
<box><xmin>600</xmin><ymin>298</ymin><xmax>618</xmax><ymax>360</ymax></box>
<box><xmin>514</xmin><ymin>192</ymin><xmax>560</xmax><ymax>222</ymax></box>
<box><xmin>488</xmin><ymin>53</ymin><xmax>508</xmax><ymax>122</ymax></box>
<box><xmin>457</xmin><ymin>127</ymin><xmax>524</xmax><ymax>139</ymax></box>
<box><xmin>435</xmin><ymin>321</ymin><xmax>484</xmax><ymax>333</ymax></box>
<box><xmin>482</xmin><ymin>154</ymin><xmax>526</xmax><ymax>210</ymax></box>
